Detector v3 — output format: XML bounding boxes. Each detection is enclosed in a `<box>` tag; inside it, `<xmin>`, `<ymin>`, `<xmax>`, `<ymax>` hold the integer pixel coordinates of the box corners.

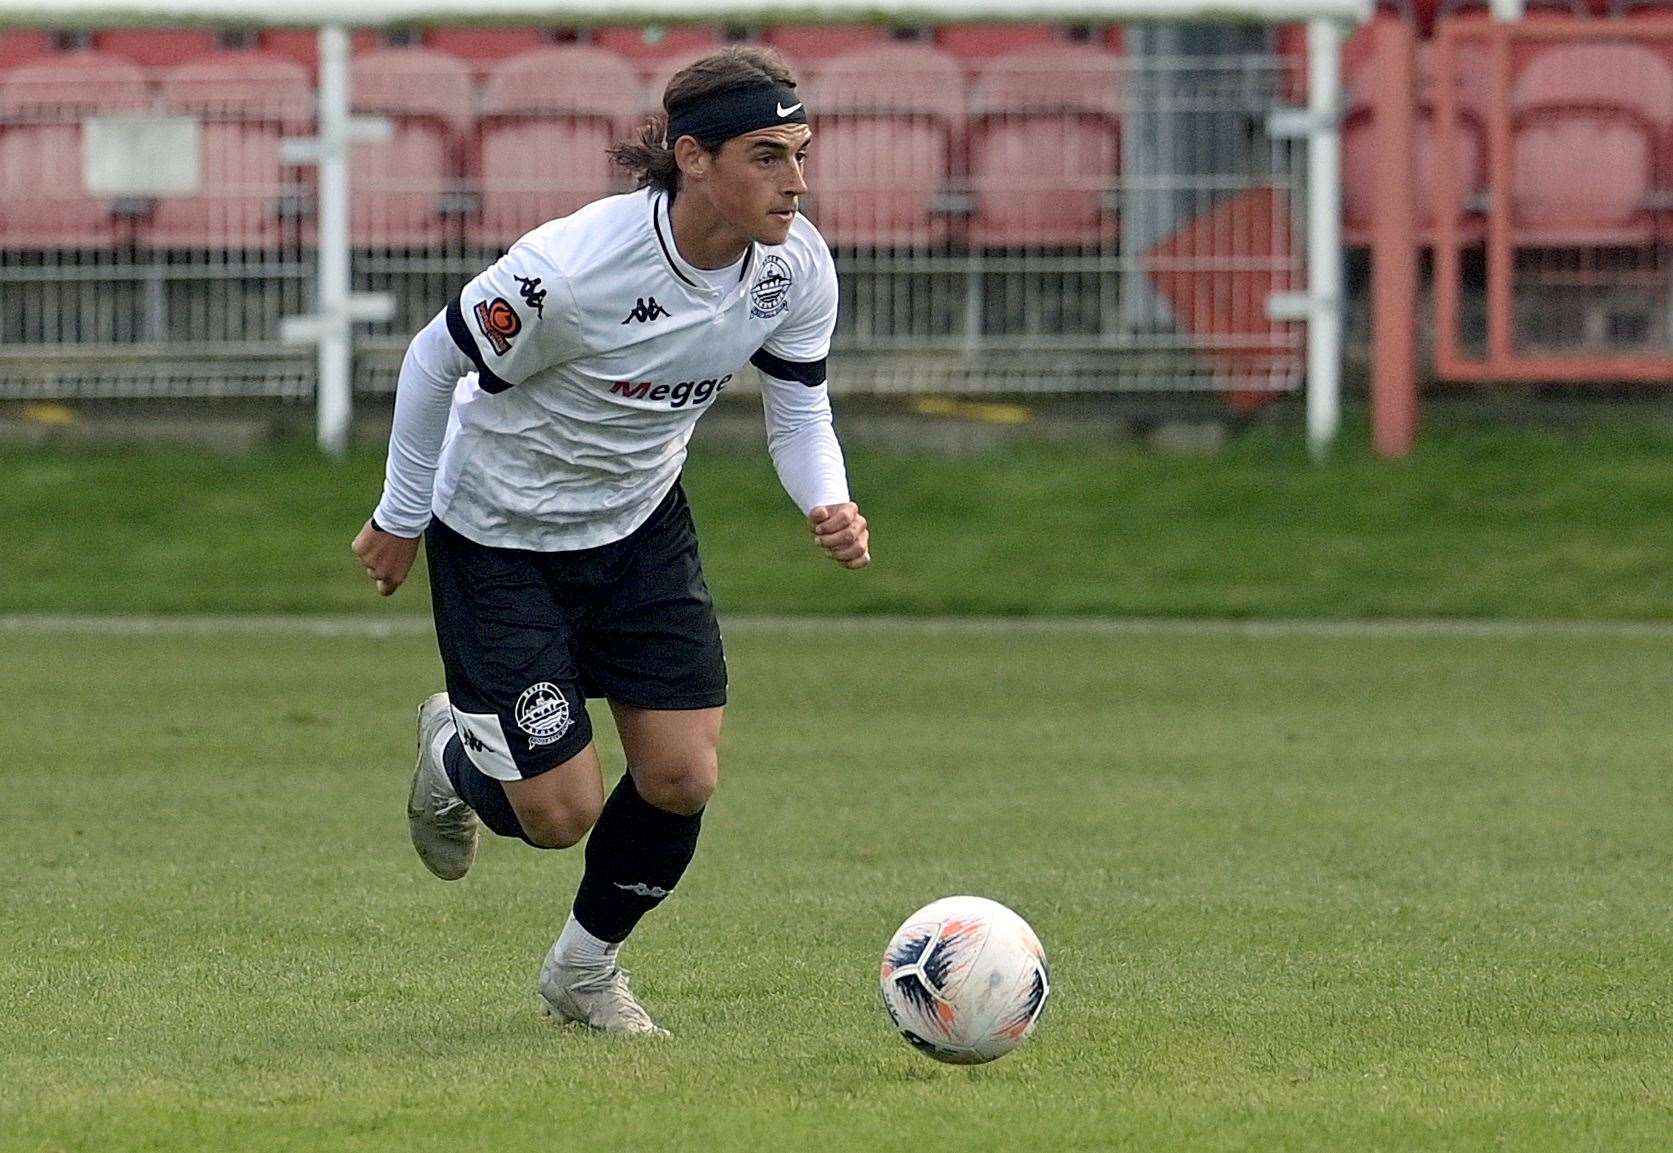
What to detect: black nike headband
<box><xmin>665</xmin><ymin>81</ymin><xmax>808</xmax><ymax>150</ymax></box>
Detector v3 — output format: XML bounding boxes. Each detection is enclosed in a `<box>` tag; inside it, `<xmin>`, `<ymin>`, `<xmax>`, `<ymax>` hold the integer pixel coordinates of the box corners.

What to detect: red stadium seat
<box><xmin>967</xmin><ymin>45</ymin><xmax>1121</xmax><ymax>247</ymax></box>
<box><xmin>256</xmin><ymin>28</ymin><xmax>381</xmax><ymax>75</ymax></box>
<box><xmin>806</xmin><ymin>44</ymin><xmax>965</xmax><ymax>247</ymax></box>
<box><xmin>1435</xmin><ymin>0</ymin><xmax>1592</xmax><ymax>74</ymax></box>
<box><xmin>424</xmin><ymin>27</ymin><xmax>552</xmax><ymax>68</ymax></box>
<box><xmin>761</xmin><ymin>24</ymin><xmax>888</xmax><ymax>67</ymax></box>
<box><xmin>148</xmin><ymin>54</ymin><xmax>312</xmax><ymax>249</ymax></box>
<box><xmin>1436</xmin><ymin>0</ymin><xmax>1587</xmax><ymax>17</ymax></box>
<box><xmin>590</xmin><ymin>25</ymin><xmax>719</xmax><ymax>71</ymax></box>
<box><xmin>94</xmin><ymin>29</ymin><xmax>221</xmax><ymax>68</ymax></box>
<box><xmin>641</xmin><ymin>47</ymin><xmax>738</xmax><ymax>113</ymax></box>
<box><xmin>1510</xmin><ymin>43</ymin><xmax>1673</xmax><ymax>246</ymax></box>
<box><xmin>934</xmin><ymin>23</ymin><xmax>1061</xmax><ymax>61</ymax></box>
<box><xmin>473</xmin><ymin>46</ymin><xmax>644</xmax><ymax>245</ymax></box>
<box><xmin>1340</xmin><ymin>39</ymin><xmax>1491</xmax><ymax>246</ymax></box>
<box><xmin>0</xmin><ymin>31</ymin><xmax>55</xmax><ymax>72</ymax></box>
<box><xmin>351</xmin><ymin>49</ymin><xmax>474</xmax><ymax>247</ymax></box>
<box><xmin>1277</xmin><ymin>3</ymin><xmax>1409</xmax><ymax>107</ymax></box>
<box><xmin>0</xmin><ymin>53</ymin><xmax>150</xmax><ymax>249</ymax></box>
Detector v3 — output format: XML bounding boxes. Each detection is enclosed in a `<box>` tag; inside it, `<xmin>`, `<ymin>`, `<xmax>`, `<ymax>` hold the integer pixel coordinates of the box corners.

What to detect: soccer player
<box><xmin>350</xmin><ymin>47</ymin><xmax>867</xmax><ymax>1036</ymax></box>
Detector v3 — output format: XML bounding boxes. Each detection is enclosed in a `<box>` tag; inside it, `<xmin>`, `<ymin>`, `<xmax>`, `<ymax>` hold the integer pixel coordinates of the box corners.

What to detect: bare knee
<box><xmin>518</xmin><ymin>797</ymin><xmax>601</xmax><ymax>849</ymax></box>
<box><xmin>633</xmin><ymin>751</ymin><xmax>718</xmax><ymax>815</ymax></box>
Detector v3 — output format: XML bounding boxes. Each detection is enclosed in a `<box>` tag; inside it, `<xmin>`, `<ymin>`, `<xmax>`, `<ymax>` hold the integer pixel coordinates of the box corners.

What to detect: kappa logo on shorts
<box><xmin>515</xmin><ymin>682</ymin><xmax>573</xmax><ymax>748</ymax></box>
<box><xmin>473</xmin><ymin>296</ymin><xmax>522</xmax><ymax>356</ymax></box>
<box><xmin>749</xmin><ymin>254</ymin><xmax>793</xmax><ymax>319</ymax></box>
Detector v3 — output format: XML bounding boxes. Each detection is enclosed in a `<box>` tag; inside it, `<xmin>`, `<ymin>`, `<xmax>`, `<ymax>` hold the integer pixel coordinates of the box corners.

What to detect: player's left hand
<box><xmin>808</xmin><ymin>503</ymin><xmax>870</xmax><ymax>570</ymax></box>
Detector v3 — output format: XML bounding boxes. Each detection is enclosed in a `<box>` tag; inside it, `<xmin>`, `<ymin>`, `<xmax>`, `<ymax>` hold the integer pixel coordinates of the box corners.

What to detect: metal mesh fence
<box><xmin>1</xmin><ymin>33</ymin><xmax>1308</xmax><ymax>399</ymax></box>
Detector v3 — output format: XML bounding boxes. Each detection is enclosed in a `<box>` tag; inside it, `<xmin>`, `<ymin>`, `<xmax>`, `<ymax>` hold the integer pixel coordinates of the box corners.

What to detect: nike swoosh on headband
<box><xmin>776</xmin><ymin>102</ymin><xmax>804</xmax><ymax>117</ymax></box>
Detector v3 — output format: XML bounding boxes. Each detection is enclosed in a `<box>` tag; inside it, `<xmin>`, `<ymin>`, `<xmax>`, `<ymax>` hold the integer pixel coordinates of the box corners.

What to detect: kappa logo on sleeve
<box><xmin>473</xmin><ymin>297</ymin><xmax>522</xmax><ymax>356</ymax></box>
<box><xmin>514</xmin><ymin>274</ymin><xmax>546</xmax><ymax>318</ymax></box>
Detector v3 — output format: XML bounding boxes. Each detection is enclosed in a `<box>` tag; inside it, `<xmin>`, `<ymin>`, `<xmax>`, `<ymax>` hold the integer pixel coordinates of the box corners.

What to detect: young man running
<box><xmin>351</xmin><ymin>47</ymin><xmax>868</xmax><ymax>1036</ymax></box>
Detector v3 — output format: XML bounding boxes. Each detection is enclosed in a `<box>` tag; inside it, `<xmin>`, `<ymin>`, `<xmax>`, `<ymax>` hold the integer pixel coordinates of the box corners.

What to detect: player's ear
<box><xmin>673</xmin><ymin>135</ymin><xmax>709</xmax><ymax>182</ymax></box>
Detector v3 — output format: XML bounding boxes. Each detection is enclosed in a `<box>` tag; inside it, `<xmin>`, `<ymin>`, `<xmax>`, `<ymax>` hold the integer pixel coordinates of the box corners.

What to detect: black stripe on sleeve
<box><xmin>445</xmin><ymin>296</ymin><xmax>515</xmax><ymax>395</ymax></box>
<box><xmin>750</xmin><ymin>348</ymin><xmax>828</xmax><ymax>388</ymax></box>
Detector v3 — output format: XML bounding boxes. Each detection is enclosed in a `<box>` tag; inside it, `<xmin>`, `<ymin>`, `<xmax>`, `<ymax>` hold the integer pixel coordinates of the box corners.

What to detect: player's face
<box><xmin>708</xmin><ymin>124</ymin><xmax>812</xmax><ymax>245</ymax></box>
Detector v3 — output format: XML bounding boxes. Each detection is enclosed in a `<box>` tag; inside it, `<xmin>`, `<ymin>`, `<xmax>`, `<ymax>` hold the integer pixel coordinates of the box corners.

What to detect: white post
<box><xmin>281</xmin><ymin>26</ymin><xmax>390</xmax><ymax>456</ymax></box>
<box><xmin>1305</xmin><ymin>18</ymin><xmax>1343</xmax><ymax>459</ymax></box>
<box><xmin>315</xmin><ymin>23</ymin><xmax>353</xmax><ymax>458</ymax></box>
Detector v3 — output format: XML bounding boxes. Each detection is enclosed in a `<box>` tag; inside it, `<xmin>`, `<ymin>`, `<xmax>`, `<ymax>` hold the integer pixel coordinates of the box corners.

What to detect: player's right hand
<box><xmin>808</xmin><ymin>503</ymin><xmax>871</xmax><ymax>570</ymax></box>
<box><xmin>351</xmin><ymin>518</ymin><xmax>421</xmax><ymax>596</ymax></box>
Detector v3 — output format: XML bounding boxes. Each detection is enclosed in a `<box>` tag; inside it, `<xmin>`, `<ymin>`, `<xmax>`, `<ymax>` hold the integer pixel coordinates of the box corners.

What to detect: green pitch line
<box><xmin>1</xmin><ymin>625</ymin><xmax>1668</xmax><ymax>1152</ymax></box>
<box><xmin>1</xmin><ymin>418</ymin><xmax>1669</xmax><ymax>618</ymax></box>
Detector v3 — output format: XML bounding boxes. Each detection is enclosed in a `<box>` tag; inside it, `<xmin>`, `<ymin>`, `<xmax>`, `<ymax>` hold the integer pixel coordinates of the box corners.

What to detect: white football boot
<box><xmin>406</xmin><ymin>692</ymin><xmax>480</xmax><ymax>880</ymax></box>
<box><xmin>538</xmin><ymin>946</ymin><xmax>670</xmax><ymax>1037</ymax></box>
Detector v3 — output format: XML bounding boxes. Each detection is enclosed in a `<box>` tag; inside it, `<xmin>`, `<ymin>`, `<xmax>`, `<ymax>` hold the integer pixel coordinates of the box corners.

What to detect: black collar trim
<box><xmin>652</xmin><ymin>194</ymin><xmax>699</xmax><ymax>289</ymax></box>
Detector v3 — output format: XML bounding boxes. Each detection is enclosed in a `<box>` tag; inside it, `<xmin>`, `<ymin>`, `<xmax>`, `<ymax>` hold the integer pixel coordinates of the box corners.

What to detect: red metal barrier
<box><xmin>1370</xmin><ymin>17</ymin><xmax>1419</xmax><ymax>458</ymax></box>
<box><xmin>1432</xmin><ymin>16</ymin><xmax>1673</xmax><ymax>384</ymax></box>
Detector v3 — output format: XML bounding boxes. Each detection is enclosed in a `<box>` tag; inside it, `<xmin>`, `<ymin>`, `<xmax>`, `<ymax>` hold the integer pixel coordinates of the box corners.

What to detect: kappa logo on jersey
<box><xmin>514</xmin><ymin>274</ymin><xmax>546</xmax><ymax>318</ymax></box>
<box><xmin>609</xmin><ymin>373</ymin><xmax>732</xmax><ymax>409</ymax></box>
<box><xmin>621</xmin><ymin>296</ymin><xmax>671</xmax><ymax>325</ymax></box>
<box><xmin>749</xmin><ymin>255</ymin><xmax>793</xmax><ymax>319</ymax></box>
<box><xmin>458</xmin><ymin>725</ymin><xmax>487</xmax><ymax>754</ymax></box>
<box><xmin>473</xmin><ymin>297</ymin><xmax>521</xmax><ymax>356</ymax></box>
<box><xmin>515</xmin><ymin>682</ymin><xmax>572</xmax><ymax>748</ymax></box>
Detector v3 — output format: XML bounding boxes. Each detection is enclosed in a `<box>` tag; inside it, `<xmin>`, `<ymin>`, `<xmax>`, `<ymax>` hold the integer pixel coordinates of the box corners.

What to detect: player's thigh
<box><xmin>426</xmin><ymin>517</ymin><xmax>602</xmax><ymax>826</ymax></box>
<box><xmin>576</xmin><ymin>484</ymin><xmax>728</xmax><ymax>715</ymax></box>
<box><xmin>609</xmin><ymin>702</ymin><xmax>725</xmax><ymax>815</ymax></box>
<box><xmin>502</xmin><ymin>741</ymin><xmax>606</xmax><ymax>849</ymax></box>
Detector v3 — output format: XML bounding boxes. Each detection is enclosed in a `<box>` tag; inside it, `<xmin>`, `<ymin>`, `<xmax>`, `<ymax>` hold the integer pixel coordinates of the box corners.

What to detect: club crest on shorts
<box><xmin>750</xmin><ymin>255</ymin><xmax>793</xmax><ymax>319</ymax></box>
<box><xmin>515</xmin><ymin>682</ymin><xmax>572</xmax><ymax>747</ymax></box>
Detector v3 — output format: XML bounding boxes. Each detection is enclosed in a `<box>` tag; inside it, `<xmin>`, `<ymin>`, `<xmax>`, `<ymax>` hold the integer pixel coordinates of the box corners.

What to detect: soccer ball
<box><xmin>879</xmin><ymin>895</ymin><xmax>1051</xmax><ymax>1064</ymax></box>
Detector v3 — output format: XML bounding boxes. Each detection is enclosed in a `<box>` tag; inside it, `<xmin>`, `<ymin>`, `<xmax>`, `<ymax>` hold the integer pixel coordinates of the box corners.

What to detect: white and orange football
<box><xmin>879</xmin><ymin>895</ymin><xmax>1051</xmax><ymax>1064</ymax></box>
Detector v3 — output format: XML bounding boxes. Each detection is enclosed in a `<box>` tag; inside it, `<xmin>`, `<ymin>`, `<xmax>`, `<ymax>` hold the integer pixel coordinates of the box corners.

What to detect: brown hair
<box><xmin>609</xmin><ymin>46</ymin><xmax>799</xmax><ymax>196</ymax></box>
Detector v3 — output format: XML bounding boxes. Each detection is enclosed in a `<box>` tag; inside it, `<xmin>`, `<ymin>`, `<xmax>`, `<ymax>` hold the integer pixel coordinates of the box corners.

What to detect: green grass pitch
<box><xmin>2</xmin><ymin>621</ymin><xmax>1669</xmax><ymax>1151</ymax></box>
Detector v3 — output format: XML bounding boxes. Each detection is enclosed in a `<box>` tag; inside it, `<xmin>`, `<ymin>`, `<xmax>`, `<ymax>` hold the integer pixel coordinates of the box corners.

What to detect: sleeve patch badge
<box><xmin>473</xmin><ymin>297</ymin><xmax>522</xmax><ymax>355</ymax></box>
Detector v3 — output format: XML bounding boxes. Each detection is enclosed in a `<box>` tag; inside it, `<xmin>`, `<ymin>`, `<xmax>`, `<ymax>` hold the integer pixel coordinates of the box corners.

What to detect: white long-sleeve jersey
<box><xmin>374</xmin><ymin>189</ymin><xmax>850</xmax><ymax>552</ymax></box>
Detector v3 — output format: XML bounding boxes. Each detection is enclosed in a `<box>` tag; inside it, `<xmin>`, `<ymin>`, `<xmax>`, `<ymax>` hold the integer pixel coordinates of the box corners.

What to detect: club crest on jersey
<box><xmin>750</xmin><ymin>255</ymin><xmax>793</xmax><ymax>319</ymax></box>
<box><xmin>473</xmin><ymin>297</ymin><xmax>521</xmax><ymax>356</ymax></box>
<box><xmin>515</xmin><ymin>682</ymin><xmax>572</xmax><ymax>747</ymax></box>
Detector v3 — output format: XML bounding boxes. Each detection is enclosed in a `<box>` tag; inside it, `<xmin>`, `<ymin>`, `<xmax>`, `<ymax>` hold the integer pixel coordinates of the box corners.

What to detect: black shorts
<box><xmin>424</xmin><ymin>483</ymin><xmax>727</xmax><ymax>782</ymax></box>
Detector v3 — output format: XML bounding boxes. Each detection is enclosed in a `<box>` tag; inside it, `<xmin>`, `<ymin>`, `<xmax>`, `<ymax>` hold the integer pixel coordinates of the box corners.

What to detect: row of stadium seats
<box><xmin>1339</xmin><ymin>34</ymin><xmax>1673</xmax><ymax>247</ymax></box>
<box><xmin>0</xmin><ymin>23</ymin><xmax>1119</xmax><ymax>75</ymax></box>
<box><xmin>0</xmin><ymin>43</ymin><xmax>1122</xmax><ymax>248</ymax></box>
<box><xmin>3</xmin><ymin>1</ymin><xmax>1670</xmax><ymax>75</ymax></box>
<box><xmin>1350</xmin><ymin>0</ymin><xmax>1673</xmax><ymax>35</ymax></box>
<box><xmin>2</xmin><ymin>33</ymin><xmax>1670</xmax><ymax>249</ymax></box>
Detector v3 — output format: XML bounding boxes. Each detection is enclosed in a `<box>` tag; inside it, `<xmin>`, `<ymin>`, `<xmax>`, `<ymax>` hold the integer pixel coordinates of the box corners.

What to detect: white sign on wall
<box><xmin>83</xmin><ymin>116</ymin><xmax>200</xmax><ymax>198</ymax></box>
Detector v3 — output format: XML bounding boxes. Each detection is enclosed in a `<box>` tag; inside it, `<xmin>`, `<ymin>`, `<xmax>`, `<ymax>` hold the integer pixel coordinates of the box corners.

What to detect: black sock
<box><xmin>443</xmin><ymin>734</ymin><xmax>535</xmax><ymax>845</ymax></box>
<box><xmin>571</xmin><ymin>772</ymin><xmax>704</xmax><ymax>944</ymax></box>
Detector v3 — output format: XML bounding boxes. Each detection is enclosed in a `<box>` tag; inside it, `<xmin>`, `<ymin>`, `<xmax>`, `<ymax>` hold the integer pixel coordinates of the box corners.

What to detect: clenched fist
<box><xmin>808</xmin><ymin>503</ymin><xmax>870</xmax><ymax>570</ymax></box>
<box><xmin>351</xmin><ymin>518</ymin><xmax>422</xmax><ymax>596</ymax></box>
